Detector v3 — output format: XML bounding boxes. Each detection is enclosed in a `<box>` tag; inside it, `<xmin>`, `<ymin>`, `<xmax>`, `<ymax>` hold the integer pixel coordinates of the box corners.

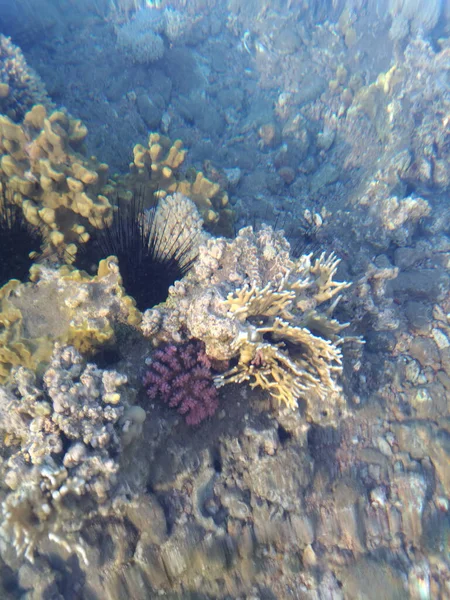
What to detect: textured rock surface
<box><xmin>0</xmin><ymin>2</ymin><xmax>449</xmax><ymax>597</ymax></box>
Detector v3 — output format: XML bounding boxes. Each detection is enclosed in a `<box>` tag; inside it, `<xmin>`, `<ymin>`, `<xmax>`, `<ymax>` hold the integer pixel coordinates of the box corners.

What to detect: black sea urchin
<box><xmin>0</xmin><ymin>189</ymin><xmax>44</xmax><ymax>287</ymax></box>
<box><xmin>76</xmin><ymin>192</ymin><xmax>199</xmax><ymax>312</ymax></box>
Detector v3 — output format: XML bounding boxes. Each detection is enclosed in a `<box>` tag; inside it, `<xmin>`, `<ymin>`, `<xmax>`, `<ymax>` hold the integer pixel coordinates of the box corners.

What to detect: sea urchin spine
<box><xmin>0</xmin><ymin>187</ymin><xmax>44</xmax><ymax>287</ymax></box>
<box><xmin>76</xmin><ymin>191</ymin><xmax>200</xmax><ymax>312</ymax></box>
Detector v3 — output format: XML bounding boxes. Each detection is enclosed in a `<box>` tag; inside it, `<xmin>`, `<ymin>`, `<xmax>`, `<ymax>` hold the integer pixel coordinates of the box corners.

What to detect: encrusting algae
<box><xmin>0</xmin><ymin>257</ymin><xmax>140</xmax><ymax>384</ymax></box>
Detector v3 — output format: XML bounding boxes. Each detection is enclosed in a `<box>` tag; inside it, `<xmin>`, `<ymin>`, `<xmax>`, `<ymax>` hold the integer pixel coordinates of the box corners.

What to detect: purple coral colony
<box><xmin>143</xmin><ymin>340</ymin><xmax>220</xmax><ymax>425</ymax></box>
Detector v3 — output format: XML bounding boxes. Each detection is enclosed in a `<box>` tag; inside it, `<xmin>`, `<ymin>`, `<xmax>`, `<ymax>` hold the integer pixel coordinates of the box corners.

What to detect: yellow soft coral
<box><xmin>0</xmin><ymin>105</ymin><xmax>112</xmax><ymax>255</ymax></box>
<box><xmin>120</xmin><ymin>132</ymin><xmax>234</xmax><ymax>235</ymax></box>
<box><xmin>215</xmin><ymin>253</ymin><xmax>351</xmax><ymax>420</ymax></box>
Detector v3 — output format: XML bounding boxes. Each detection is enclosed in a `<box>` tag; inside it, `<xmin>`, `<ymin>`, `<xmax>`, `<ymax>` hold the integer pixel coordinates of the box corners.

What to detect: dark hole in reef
<box><xmin>404</xmin><ymin>182</ymin><xmax>417</xmax><ymax>197</ymax></box>
<box><xmin>248</xmin><ymin>315</ymin><xmax>270</xmax><ymax>327</ymax></box>
<box><xmin>277</xmin><ymin>424</ymin><xmax>292</xmax><ymax>445</ymax></box>
<box><xmin>307</xmin><ymin>424</ymin><xmax>341</xmax><ymax>462</ymax></box>
<box><xmin>93</xmin><ymin>346</ymin><xmax>122</xmax><ymax>368</ymax></box>
<box><xmin>398</xmin><ymin>398</ymin><xmax>412</xmax><ymax>417</ymax></box>
<box><xmin>1</xmin><ymin>563</ymin><xmax>20</xmax><ymax>594</ymax></box>
<box><xmin>212</xmin><ymin>447</ymin><xmax>222</xmax><ymax>473</ymax></box>
<box><xmin>154</xmin><ymin>492</ymin><xmax>175</xmax><ymax>535</ymax></box>
<box><xmin>48</xmin><ymin>548</ymin><xmax>87</xmax><ymax>597</ymax></box>
<box><xmin>58</xmin><ymin>431</ymin><xmax>73</xmax><ymax>457</ymax></box>
<box><xmin>0</xmin><ymin>190</ymin><xmax>46</xmax><ymax>287</ymax></box>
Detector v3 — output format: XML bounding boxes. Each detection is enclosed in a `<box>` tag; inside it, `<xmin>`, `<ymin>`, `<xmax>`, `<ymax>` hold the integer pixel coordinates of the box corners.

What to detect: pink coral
<box><xmin>143</xmin><ymin>340</ymin><xmax>219</xmax><ymax>425</ymax></box>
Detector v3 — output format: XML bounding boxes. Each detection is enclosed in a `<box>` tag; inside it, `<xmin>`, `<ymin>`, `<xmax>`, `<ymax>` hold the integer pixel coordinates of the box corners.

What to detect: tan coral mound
<box><xmin>142</xmin><ymin>223</ymin><xmax>354</xmax><ymax>424</ymax></box>
<box><xmin>0</xmin><ymin>257</ymin><xmax>140</xmax><ymax>383</ymax></box>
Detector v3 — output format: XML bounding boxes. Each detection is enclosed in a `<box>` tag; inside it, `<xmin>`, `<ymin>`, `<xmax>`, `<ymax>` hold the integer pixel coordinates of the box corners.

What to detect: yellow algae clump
<box><xmin>0</xmin><ymin>257</ymin><xmax>141</xmax><ymax>382</ymax></box>
<box><xmin>0</xmin><ymin>279</ymin><xmax>53</xmax><ymax>383</ymax></box>
<box><xmin>346</xmin><ymin>65</ymin><xmax>404</xmax><ymax>142</ymax></box>
<box><xmin>0</xmin><ymin>105</ymin><xmax>113</xmax><ymax>255</ymax></box>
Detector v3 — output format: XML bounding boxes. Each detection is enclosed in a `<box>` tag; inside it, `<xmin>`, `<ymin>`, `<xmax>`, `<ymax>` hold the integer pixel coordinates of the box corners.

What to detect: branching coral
<box><xmin>144</xmin><ymin>340</ymin><xmax>220</xmax><ymax>425</ymax></box>
<box><xmin>215</xmin><ymin>253</ymin><xmax>349</xmax><ymax>416</ymax></box>
<box><xmin>142</xmin><ymin>220</ymin><xmax>354</xmax><ymax>425</ymax></box>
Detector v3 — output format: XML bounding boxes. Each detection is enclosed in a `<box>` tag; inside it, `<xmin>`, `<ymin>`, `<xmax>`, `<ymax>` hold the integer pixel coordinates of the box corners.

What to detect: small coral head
<box><xmin>143</xmin><ymin>340</ymin><xmax>219</xmax><ymax>426</ymax></box>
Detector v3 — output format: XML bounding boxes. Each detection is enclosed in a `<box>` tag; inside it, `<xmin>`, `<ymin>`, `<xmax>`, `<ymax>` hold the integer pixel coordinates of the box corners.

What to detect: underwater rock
<box><xmin>143</xmin><ymin>222</ymin><xmax>355</xmax><ymax>424</ymax></box>
<box><xmin>0</xmin><ymin>256</ymin><xmax>139</xmax><ymax>383</ymax></box>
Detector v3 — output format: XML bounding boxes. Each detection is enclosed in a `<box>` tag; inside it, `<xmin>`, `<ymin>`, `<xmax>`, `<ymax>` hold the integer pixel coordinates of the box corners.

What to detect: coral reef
<box><xmin>0</xmin><ymin>343</ymin><xmax>142</xmax><ymax>565</ymax></box>
<box><xmin>0</xmin><ymin>256</ymin><xmax>139</xmax><ymax>384</ymax></box>
<box><xmin>347</xmin><ymin>38</ymin><xmax>450</xmax><ymax>197</ymax></box>
<box><xmin>120</xmin><ymin>132</ymin><xmax>234</xmax><ymax>235</ymax></box>
<box><xmin>0</xmin><ymin>104</ymin><xmax>112</xmax><ymax>255</ymax></box>
<box><xmin>388</xmin><ymin>0</ymin><xmax>442</xmax><ymax>41</ymax></box>
<box><xmin>144</xmin><ymin>340</ymin><xmax>220</xmax><ymax>425</ymax></box>
<box><xmin>143</xmin><ymin>222</ymin><xmax>353</xmax><ymax>425</ymax></box>
<box><xmin>115</xmin><ymin>5</ymin><xmax>192</xmax><ymax>62</ymax></box>
<box><xmin>312</xmin><ymin>36</ymin><xmax>447</xmax><ymax>249</ymax></box>
<box><xmin>0</xmin><ymin>35</ymin><xmax>53</xmax><ymax>122</ymax></box>
<box><xmin>116</xmin><ymin>8</ymin><xmax>165</xmax><ymax>63</ymax></box>
<box><xmin>1</xmin><ymin>3</ymin><xmax>449</xmax><ymax>597</ymax></box>
<box><xmin>0</xmin><ymin>103</ymin><xmax>233</xmax><ymax>260</ymax></box>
